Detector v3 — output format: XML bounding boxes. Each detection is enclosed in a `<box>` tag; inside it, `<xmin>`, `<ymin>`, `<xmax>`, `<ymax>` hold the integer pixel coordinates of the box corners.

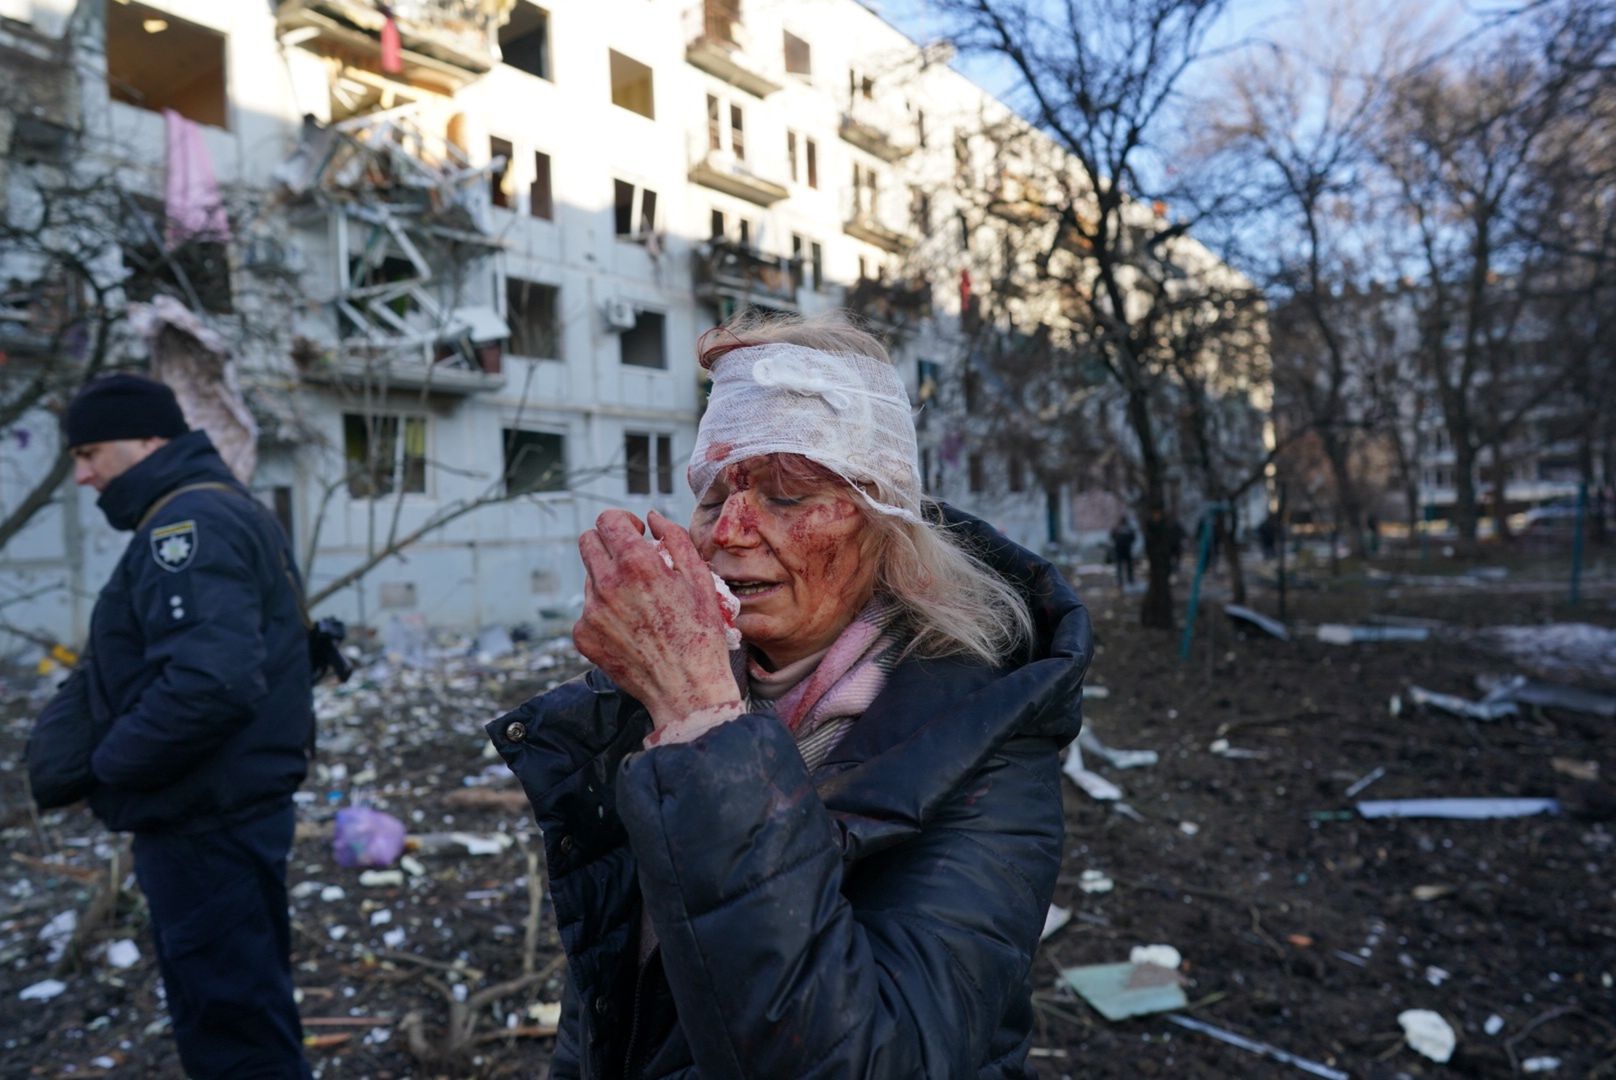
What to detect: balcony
<box><xmin>688</xmin><ymin>146</ymin><xmax>790</xmax><ymax>207</ymax></box>
<box><xmin>843</xmin><ymin>210</ymin><xmax>911</xmax><ymax>255</ymax></box>
<box><xmin>693</xmin><ymin>240</ymin><xmax>800</xmax><ymax>310</ymax></box>
<box><xmin>844</xmin><ymin>276</ymin><xmax>931</xmax><ymax>331</ymax></box>
<box><xmin>838</xmin><ymin>109</ymin><xmax>912</xmax><ymax>164</ymax></box>
<box><xmin>685</xmin><ymin>1</ymin><xmax>782</xmax><ymax>97</ymax></box>
<box><xmin>274</xmin><ymin>0</ymin><xmax>510</xmax><ymax>86</ymax></box>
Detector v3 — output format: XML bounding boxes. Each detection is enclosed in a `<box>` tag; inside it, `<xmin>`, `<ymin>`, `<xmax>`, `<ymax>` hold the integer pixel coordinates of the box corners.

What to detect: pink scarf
<box><xmin>762</xmin><ymin>596</ymin><xmax>904</xmax><ymax>744</ymax></box>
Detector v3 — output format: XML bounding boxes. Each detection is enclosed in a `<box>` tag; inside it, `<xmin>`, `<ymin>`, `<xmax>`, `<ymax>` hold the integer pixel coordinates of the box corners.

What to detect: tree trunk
<box><xmin>1319</xmin><ymin>428</ymin><xmax>1365</xmax><ymax>557</ymax></box>
<box><xmin>1220</xmin><ymin>504</ymin><xmax>1246</xmax><ymax>605</ymax></box>
<box><xmin>1451</xmin><ymin>437</ymin><xmax>1480</xmax><ymax>543</ymax></box>
<box><xmin>1489</xmin><ymin>444</ymin><xmax>1512</xmax><ymax>542</ymax></box>
<box><xmin>1125</xmin><ymin>386</ymin><xmax>1175</xmax><ymax>629</ymax></box>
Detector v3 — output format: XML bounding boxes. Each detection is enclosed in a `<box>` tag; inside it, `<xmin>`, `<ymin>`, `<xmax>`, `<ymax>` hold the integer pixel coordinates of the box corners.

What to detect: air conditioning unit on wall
<box><xmin>602</xmin><ymin>299</ymin><xmax>638</xmax><ymax>332</ymax></box>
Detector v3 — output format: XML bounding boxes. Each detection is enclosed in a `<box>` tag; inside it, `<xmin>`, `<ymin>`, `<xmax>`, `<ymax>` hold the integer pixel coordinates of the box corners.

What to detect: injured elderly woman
<box><xmin>488</xmin><ymin>311</ymin><xmax>1092</xmax><ymax>1079</ymax></box>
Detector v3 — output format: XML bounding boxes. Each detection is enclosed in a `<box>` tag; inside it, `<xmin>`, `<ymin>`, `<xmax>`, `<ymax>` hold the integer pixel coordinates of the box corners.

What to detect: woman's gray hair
<box><xmin>699</xmin><ymin>310</ymin><xmax>1034</xmax><ymax>666</ymax></box>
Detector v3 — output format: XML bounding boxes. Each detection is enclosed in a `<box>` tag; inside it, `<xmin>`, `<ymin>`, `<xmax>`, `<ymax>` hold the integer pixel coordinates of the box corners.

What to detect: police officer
<box><xmin>44</xmin><ymin>373</ymin><xmax>313</xmax><ymax>1078</ymax></box>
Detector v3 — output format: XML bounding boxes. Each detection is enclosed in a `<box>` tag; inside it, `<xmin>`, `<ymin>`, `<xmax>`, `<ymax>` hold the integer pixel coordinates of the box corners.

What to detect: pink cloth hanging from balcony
<box><xmin>379</xmin><ymin>9</ymin><xmax>403</xmax><ymax>73</ymax></box>
<box><xmin>162</xmin><ymin>108</ymin><xmax>229</xmax><ymax>250</ymax></box>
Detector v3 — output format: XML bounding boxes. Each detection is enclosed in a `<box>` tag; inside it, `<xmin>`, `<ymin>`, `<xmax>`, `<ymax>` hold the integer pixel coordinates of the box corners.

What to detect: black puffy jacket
<box><xmin>487</xmin><ymin>506</ymin><xmax>1091</xmax><ymax>1079</ymax></box>
<box><xmin>60</xmin><ymin>431</ymin><xmax>313</xmax><ymax>834</ymax></box>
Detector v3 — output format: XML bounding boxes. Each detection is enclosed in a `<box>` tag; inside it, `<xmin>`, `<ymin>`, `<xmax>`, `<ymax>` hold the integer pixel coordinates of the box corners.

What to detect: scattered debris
<box><xmin>1406</xmin><ymin>685</ymin><xmax>1518</xmax><ymax>722</ymax></box>
<box><xmin>358</xmin><ymin>870</ymin><xmax>404</xmax><ymax>888</ymax></box>
<box><xmin>1062</xmin><ymin>745</ymin><xmax>1123</xmax><ymax>801</ymax></box>
<box><xmin>1165</xmin><ymin>1015</ymin><xmax>1349</xmax><ymax>1079</ymax></box>
<box><xmin>1344</xmin><ymin>766</ymin><xmax>1387</xmax><ymax>798</ymax></box>
<box><xmin>1550</xmin><ymin>758</ymin><xmax>1599</xmax><ymax>782</ymax></box>
<box><xmin>1060</xmin><ymin>960</ymin><xmax>1187</xmax><ymax>1021</ymax></box>
<box><xmin>1318</xmin><ymin>624</ymin><xmax>1430</xmax><ymax>645</ymax></box>
<box><xmin>104</xmin><ymin>939</ymin><xmax>139</xmax><ymax>969</ymax></box>
<box><xmin>1475</xmin><ymin>674</ymin><xmax>1616</xmax><ymax>720</ymax></box>
<box><xmin>1209</xmin><ymin>737</ymin><xmax>1266</xmax><ymax>760</ymax></box>
<box><xmin>1358</xmin><ymin>798</ymin><xmax>1561</xmax><ymax>820</ymax></box>
<box><xmin>1078</xmin><ymin>728</ymin><xmax>1159</xmax><ymax>769</ymax></box>
<box><xmin>333</xmin><ymin>806</ymin><xmax>407</xmax><ymax>869</ymax></box>
<box><xmin>1224</xmin><ymin>605</ymin><xmax>1290</xmax><ymax>641</ymax></box>
<box><xmin>1476</xmin><ymin>624</ymin><xmax>1616</xmax><ymax>684</ymax></box>
<box><xmin>1078</xmin><ymin>869</ymin><xmax>1115</xmax><ymax>894</ymax></box>
<box><xmin>1041</xmin><ymin>905</ymin><xmax>1072</xmax><ymax>941</ymax></box>
<box><xmin>1083</xmin><ymin>684</ymin><xmax>1111</xmax><ymax>700</ymax></box>
<box><xmin>1523</xmin><ymin>1057</ymin><xmax>1562</xmax><ymax>1073</ymax></box>
<box><xmin>19</xmin><ymin>979</ymin><xmax>67</xmax><ymax>1002</ymax></box>
<box><xmin>1398</xmin><ymin>1008</ymin><xmax>1457</xmax><ymax>1063</ymax></box>
<box><xmin>1179</xmin><ymin>821</ymin><xmax>1201</xmax><ymax>836</ymax></box>
<box><xmin>1413</xmin><ymin>884</ymin><xmax>1456</xmax><ymax>902</ymax></box>
<box><xmin>1128</xmin><ymin>944</ymin><xmax>1182</xmax><ymax>969</ymax></box>
<box><xmin>1484</xmin><ymin>1014</ymin><xmax>1505</xmax><ymax>1036</ymax></box>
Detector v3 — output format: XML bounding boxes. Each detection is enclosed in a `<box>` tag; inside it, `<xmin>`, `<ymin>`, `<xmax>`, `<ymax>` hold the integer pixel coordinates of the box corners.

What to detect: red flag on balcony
<box><xmin>379</xmin><ymin>6</ymin><xmax>402</xmax><ymax>73</ymax></box>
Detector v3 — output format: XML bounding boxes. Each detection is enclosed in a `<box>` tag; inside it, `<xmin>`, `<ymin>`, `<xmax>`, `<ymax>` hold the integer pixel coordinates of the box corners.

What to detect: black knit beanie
<box><xmin>63</xmin><ymin>373</ymin><xmax>190</xmax><ymax>448</ymax></box>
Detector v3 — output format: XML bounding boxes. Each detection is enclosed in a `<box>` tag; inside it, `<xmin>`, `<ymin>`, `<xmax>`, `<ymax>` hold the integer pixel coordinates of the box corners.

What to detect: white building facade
<box><xmin>1</xmin><ymin>0</ymin><xmax>1267</xmax><ymax>648</ymax></box>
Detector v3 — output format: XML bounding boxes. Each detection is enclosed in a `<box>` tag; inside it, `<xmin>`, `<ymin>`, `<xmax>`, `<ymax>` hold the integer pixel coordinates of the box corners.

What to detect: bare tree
<box><xmin>931</xmin><ymin>0</ymin><xmax>1256</xmax><ymax>628</ymax></box>
<box><xmin>1376</xmin><ymin>1</ymin><xmax>1615</xmax><ymax>542</ymax></box>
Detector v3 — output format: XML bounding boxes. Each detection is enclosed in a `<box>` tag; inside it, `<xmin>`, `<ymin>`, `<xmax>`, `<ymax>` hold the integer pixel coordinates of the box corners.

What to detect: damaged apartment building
<box><xmin>0</xmin><ymin>0</ymin><xmax>1271</xmax><ymax>644</ymax></box>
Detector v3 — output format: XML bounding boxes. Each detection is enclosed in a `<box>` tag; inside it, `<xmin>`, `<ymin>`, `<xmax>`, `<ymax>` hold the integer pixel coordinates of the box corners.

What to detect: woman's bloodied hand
<box><xmin>574</xmin><ymin>509</ymin><xmax>742</xmax><ymax>729</ymax></box>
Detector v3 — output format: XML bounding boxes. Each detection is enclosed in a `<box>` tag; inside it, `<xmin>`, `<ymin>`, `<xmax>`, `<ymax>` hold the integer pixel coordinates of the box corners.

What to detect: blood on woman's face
<box><xmin>689</xmin><ymin>455</ymin><xmax>880</xmax><ymax>669</ymax></box>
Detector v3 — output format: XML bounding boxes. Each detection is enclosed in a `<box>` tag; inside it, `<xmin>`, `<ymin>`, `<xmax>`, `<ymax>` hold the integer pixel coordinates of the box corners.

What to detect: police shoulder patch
<box><xmin>150</xmin><ymin>520</ymin><xmax>198</xmax><ymax>572</ymax></box>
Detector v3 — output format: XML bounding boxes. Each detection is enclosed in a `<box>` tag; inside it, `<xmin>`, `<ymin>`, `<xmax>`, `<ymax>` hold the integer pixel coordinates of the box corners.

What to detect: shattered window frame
<box><xmin>609</xmin><ymin>49</ymin><xmax>655</xmax><ymax>119</ymax></box>
<box><xmin>106</xmin><ymin>1</ymin><xmax>229</xmax><ymax>130</ymax></box>
<box><xmin>531</xmin><ymin>150</ymin><xmax>554</xmax><ymax>219</ymax></box>
<box><xmin>614</xmin><ymin>179</ymin><xmax>659</xmax><ymax>239</ymax></box>
<box><xmin>343</xmin><ymin>413</ymin><xmax>429</xmax><ymax>499</ymax></box>
<box><xmin>619</xmin><ymin>309</ymin><xmax>667</xmax><ymax>369</ymax></box>
<box><xmin>505</xmin><ymin>277</ymin><xmax>561</xmax><ymax>360</ymax></box>
<box><xmin>784</xmin><ymin>30</ymin><xmax>811</xmax><ymax>76</ymax></box>
<box><xmin>499</xmin><ymin>2</ymin><xmax>553</xmax><ymax>81</ymax></box>
<box><xmin>623</xmin><ymin>430</ymin><xmax>674</xmax><ymax>496</ymax></box>
<box><xmin>120</xmin><ymin>197</ymin><xmax>234</xmax><ymax>315</ymax></box>
<box><xmin>502</xmin><ymin>428</ymin><xmax>567</xmax><ymax>495</ymax></box>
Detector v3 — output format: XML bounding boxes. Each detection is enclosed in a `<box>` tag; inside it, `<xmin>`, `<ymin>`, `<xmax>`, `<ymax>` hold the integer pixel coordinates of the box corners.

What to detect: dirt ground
<box><xmin>2</xmin><ymin>550</ymin><xmax>1613</xmax><ymax>1079</ymax></box>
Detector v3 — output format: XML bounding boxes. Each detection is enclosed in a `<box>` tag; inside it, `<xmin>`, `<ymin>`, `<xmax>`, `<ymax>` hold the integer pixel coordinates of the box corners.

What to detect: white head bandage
<box><xmin>688</xmin><ymin>344</ymin><xmax>923</xmax><ymax>523</ymax></box>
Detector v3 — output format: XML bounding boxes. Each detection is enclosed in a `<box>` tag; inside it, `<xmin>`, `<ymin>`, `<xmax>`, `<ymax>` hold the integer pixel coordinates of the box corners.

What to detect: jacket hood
<box><xmin>97</xmin><ymin>430</ymin><xmax>236</xmax><ymax>531</ymax></box>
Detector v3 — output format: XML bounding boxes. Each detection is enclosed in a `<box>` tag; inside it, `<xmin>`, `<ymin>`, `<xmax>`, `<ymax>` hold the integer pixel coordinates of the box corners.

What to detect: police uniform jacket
<box><xmin>79</xmin><ymin>430</ymin><xmax>313</xmax><ymax>834</ymax></box>
<box><xmin>487</xmin><ymin>507</ymin><xmax>1092</xmax><ymax>1079</ymax></box>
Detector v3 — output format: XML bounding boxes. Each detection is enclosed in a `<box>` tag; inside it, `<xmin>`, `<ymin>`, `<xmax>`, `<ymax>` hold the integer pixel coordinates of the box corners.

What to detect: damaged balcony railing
<box><xmin>280</xmin><ymin>107</ymin><xmax>508</xmax><ymax>394</ymax></box>
<box><xmin>844</xmin><ymin>276</ymin><xmax>931</xmax><ymax>331</ymax></box>
<box><xmin>275</xmin><ymin>0</ymin><xmax>510</xmax><ymax>80</ymax></box>
<box><xmin>692</xmin><ymin>240</ymin><xmax>802</xmax><ymax>309</ymax></box>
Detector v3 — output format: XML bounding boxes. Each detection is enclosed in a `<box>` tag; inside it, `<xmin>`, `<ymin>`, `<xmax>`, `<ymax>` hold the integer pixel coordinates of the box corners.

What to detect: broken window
<box><xmin>343</xmin><ymin>413</ymin><xmax>427</xmax><ymax>499</ymax></box>
<box><xmin>620</xmin><ymin>310</ymin><xmax>666</xmax><ymax>369</ymax></box>
<box><xmin>1008</xmin><ymin>455</ymin><xmax>1026</xmax><ymax>492</ymax></box>
<box><xmin>609</xmin><ymin>49</ymin><xmax>654</xmax><ymax>119</ymax></box>
<box><xmin>810</xmin><ymin>241</ymin><xmax>823</xmax><ymax>290</ymax></box>
<box><xmin>916</xmin><ymin>359</ymin><xmax>941</xmax><ymax>404</ymax></box>
<box><xmin>784</xmin><ymin>30</ymin><xmax>811</xmax><ymax>76</ymax></box>
<box><xmin>707</xmin><ymin>95</ymin><xmax>723</xmax><ymax>152</ymax></box>
<box><xmin>503</xmin><ymin>429</ymin><xmax>566</xmax><ymax>494</ymax></box>
<box><xmin>806</xmin><ymin>138</ymin><xmax>818</xmax><ymax>188</ymax></box>
<box><xmin>527</xmin><ymin>151</ymin><xmax>553</xmax><ymax>218</ymax></box>
<box><xmin>625</xmin><ymin>433</ymin><xmax>650</xmax><ymax>494</ymax></box>
<box><xmin>490</xmin><ymin>137</ymin><xmax>514</xmax><ymax>208</ymax></box>
<box><xmin>911</xmin><ymin>187</ymin><xmax>931</xmax><ymax>232</ymax></box>
<box><xmin>711</xmin><ymin>209</ymin><xmax>726</xmax><ymax>239</ymax></box>
<box><xmin>121</xmin><ymin>197</ymin><xmax>233</xmax><ymax>314</ymax></box>
<box><xmin>614</xmin><ymin>179</ymin><xmax>658</xmax><ymax>237</ymax></box>
<box><xmin>107</xmin><ymin>1</ymin><xmax>228</xmax><ymax>129</ymax></box>
<box><xmin>730</xmin><ymin>103</ymin><xmax>745</xmax><ymax>161</ymax></box>
<box><xmin>787</xmin><ymin>130</ymin><xmax>798</xmax><ymax>181</ymax></box>
<box><xmin>703</xmin><ymin>0</ymin><xmax>740</xmax><ymax>45</ymax></box>
<box><xmin>506</xmin><ymin>278</ymin><xmax>560</xmax><ymax>359</ymax></box>
<box><xmin>625</xmin><ymin>432</ymin><xmax>675</xmax><ymax>495</ymax></box>
<box><xmin>500</xmin><ymin>3</ymin><xmax>552</xmax><ymax>80</ymax></box>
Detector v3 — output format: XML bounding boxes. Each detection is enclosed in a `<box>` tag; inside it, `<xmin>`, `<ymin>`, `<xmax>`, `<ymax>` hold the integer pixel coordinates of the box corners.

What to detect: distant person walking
<box><xmin>1110</xmin><ymin>515</ymin><xmax>1137</xmax><ymax>587</ymax></box>
<box><xmin>27</xmin><ymin>374</ymin><xmax>315</xmax><ymax>1079</ymax></box>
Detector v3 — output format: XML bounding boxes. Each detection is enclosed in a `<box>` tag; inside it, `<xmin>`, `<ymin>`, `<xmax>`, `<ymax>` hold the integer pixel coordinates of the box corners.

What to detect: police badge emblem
<box><xmin>150</xmin><ymin>520</ymin><xmax>198</xmax><ymax>572</ymax></box>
